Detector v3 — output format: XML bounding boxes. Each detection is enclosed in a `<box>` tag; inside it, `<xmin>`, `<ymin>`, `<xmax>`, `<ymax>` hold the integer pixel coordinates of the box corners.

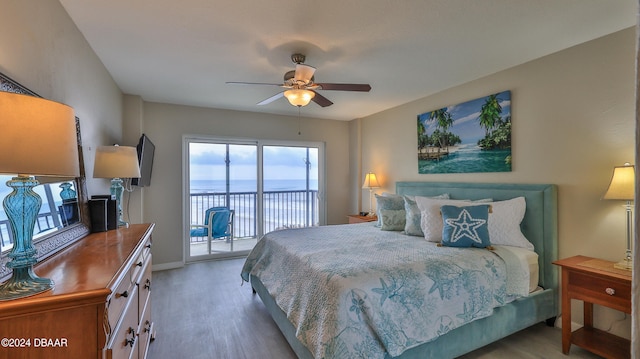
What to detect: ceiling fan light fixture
<box><xmin>284</xmin><ymin>89</ymin><xmax>315</xmax><ymax>107</ymax></box>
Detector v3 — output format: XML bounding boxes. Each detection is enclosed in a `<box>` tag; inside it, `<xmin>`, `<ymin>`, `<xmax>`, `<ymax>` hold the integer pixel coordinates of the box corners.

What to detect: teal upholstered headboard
<box><xmin>396</xmin><ymin>182</ymin><xmax>558</xmax><ymax>291</ymax></box>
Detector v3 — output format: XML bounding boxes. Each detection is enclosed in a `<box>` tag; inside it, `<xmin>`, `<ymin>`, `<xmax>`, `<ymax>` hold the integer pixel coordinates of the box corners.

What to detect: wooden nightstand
<box><xmin>553</xmin><ymin>255</ymin><xmax>631</xmax><ymax>359</ymax></box>
<box><xmin>347</xmin><ymin>214</ymin><xmax>378</xmax><ymax>223</ymax></box>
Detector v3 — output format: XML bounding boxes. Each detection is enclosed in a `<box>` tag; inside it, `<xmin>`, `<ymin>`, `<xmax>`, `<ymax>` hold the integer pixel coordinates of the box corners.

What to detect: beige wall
<box><xmin>0</xmin><ymin>0</ymin><xmax>123</xmax><ymax>196</ymax></box>
<box><xmin>2</xmin><ymin>0</ymin><xmax>635</xmax><ymax>343</ymax></box>
<box><xmin>124</xmin><ymin>102</ymin><xmax>351</xmax><ymax>267</ymax></box>
<box><xmin>357</xmin><ymin>28</ymin><xmax>636</xmax><ymax>337</ymax></box>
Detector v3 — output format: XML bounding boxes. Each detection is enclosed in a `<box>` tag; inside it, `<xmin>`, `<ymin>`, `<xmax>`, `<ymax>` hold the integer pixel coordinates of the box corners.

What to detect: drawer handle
<box><xmin>144</xmin><ymin>320</ymin><xmax>151</xmax><ymax>333</ymax></box>
<box><xmin>144</xmin><ymin>278</ymin><xmax>151</xmax><ymax>290</ymax></box>
<box><xmin>136</xmin><ymin>261</ymin><xmax>143</xmax><ymax>267</ymax></box>
<box><xmin>116</xmin><ymin>290</ymin><xmax>129</xmax><ymax>298</ymax></box>
<box><xmin>125</xmin><ymin>327</ymin><xmax>136</xmax><ymax>347</ymax></box>
<box><xmin>145</xmin><ymin>244</ymin><xmax>152</xmax><ymax>249</ymax></box>
<box><xmin>605</xmin><ymin>287</ymin><xmax>616</xmax><ymax>296</ymax></box>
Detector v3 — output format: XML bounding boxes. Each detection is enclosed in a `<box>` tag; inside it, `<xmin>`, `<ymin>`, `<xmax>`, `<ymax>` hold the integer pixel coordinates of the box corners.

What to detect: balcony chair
<box><xmin>190</xmin><ymin>206</ymin><xmax>235</xmax><ymax>251</ymax></box>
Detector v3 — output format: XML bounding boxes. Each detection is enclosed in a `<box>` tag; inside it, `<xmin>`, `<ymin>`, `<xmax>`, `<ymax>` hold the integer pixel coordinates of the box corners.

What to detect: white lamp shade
<box><xmin>284</xmin><ymin>89</ymin><xmax>315</xmax><ymax>107</ymax></box>
<box><xmin>603</xmin><ymin>163</ymin><xmax>635</xmax><ymax>200</ymax></box>
<box><xmin>93</xmin><ymin>145</ymin><xmax>141</xmax><ymax>179</ymax></box>
<box><xmin>0</xmin><ymin>91</ymin><xmax>79</xmax><ymax>177</ymax></box>
<box><xmin>362</xmin><ymin>172</ymin><xmax>380</xmax><ymax>189</ymax></box>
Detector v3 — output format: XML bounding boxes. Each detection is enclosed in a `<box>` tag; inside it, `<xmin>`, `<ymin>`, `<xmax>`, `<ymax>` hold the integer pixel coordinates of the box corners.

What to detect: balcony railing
<box><xmin>189</xmin><ymin>189</ymin><xmax>318</xmax><ymax>243</ymax></box>
<box><xmin>1</xmin><ymin>189</ymin><xmax>319</xmax><ymax>251</ymax></box>
<box><xmin>0</xmin><ymin>212</ymin><xmax>60</xmax><ymax>252</ymax></box>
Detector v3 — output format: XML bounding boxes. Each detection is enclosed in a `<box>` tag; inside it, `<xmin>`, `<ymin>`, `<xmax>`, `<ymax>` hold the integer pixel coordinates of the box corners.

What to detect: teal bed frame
<box><xmin>250</xmin><ymin>182</ymin><xmax>558</xmax><ymax>358</ymax></box>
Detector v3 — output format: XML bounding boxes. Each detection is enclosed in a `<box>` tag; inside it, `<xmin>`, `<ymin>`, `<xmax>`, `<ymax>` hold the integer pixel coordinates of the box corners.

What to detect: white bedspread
<box><xmin>241</xmin><ymin>223</ymin><xmax>529</xmax><ymax>359</ymax></box>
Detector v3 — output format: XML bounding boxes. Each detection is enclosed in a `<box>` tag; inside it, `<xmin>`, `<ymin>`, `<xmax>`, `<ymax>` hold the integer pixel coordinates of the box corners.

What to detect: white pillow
<box><xmin>414</xmin><ymin>196</ymin><xmax>533</xmax><ymax>250</ymax></box>
<box><xmin>414</xmin><ymin>197</ymin><xmax>473</xmax><ymax>242</ymax></box>
<box><xmin>403</xmin><ymin>194</ymin><xmax>451</xmax><ymax>236</ymax></box>
<box><xmin>486</xmin><ymin>197</ymin><xmax>533</xmax><ymax>250</ymax></box>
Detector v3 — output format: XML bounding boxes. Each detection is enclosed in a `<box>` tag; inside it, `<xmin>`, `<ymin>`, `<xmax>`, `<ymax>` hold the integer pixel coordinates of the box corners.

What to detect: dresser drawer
<box><xmin>130</xmin><ymin>238</ymin><xmax>152</xmax><ymax>283</ymax></box>
<box><xmin>107</xmin><ymin>271</ymin><xmax>137</xmax><ymax>334</ymax></box>
<box><xmin>138</xmin><ymin>255</ymin><xmax>152</xmax><ymax>306</ymax></box>
<box><xmin>138</xmin><ymin>293</ymin><xmax>153</xmax><ymax>359</ymax></box>
<box><xmin>568</xmin><ymin>271</ymin><xmax>631</xmax><ymax>309</ymax></box>
<box><xmin>106</xmin><ymin>285</ymin><xmax>139</xmax><ymax>359</ymax></box>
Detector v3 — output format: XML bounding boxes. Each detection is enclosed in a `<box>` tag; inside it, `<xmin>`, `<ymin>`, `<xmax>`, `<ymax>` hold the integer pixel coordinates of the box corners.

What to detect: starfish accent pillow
<box><xmin>440</xmin><ymin>204</ymin><xmax>491</xmax><ymax>248</ymax></box>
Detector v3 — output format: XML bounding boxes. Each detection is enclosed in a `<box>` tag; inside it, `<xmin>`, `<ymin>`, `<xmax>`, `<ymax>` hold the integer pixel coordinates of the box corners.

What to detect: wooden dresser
<box><xmin>0</xmin><ymin>223</ymin><xmax>155</xmax><ymax>359</ymax></box>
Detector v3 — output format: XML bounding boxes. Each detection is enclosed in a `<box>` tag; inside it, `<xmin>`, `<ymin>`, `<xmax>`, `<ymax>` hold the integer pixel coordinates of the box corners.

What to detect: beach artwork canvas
<box><xmin>417</xmin><ymin>90</ymin><xmax>512</xmax><ymax>174</ymax></box>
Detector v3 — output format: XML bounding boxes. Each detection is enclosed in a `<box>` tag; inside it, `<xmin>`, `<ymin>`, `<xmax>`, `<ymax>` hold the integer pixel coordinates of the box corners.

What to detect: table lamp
<box><xmin>0</xmin><ymin>91</ymin><xmax>79</xmax><ymax>300</ymax></box>
<box><xmin>93</xmin><ymin>145</ymin><xmax>141</xmax><ymax>228</ymax></box>
<box><xmin>362</xmin><ymin>172</ymin><xmax>380</xmax><ymax>217</ymax></box>
<box><xmin>603</xmin><ymin>162</ymin><xmax>635</xmax><ymax>270</ymax></box>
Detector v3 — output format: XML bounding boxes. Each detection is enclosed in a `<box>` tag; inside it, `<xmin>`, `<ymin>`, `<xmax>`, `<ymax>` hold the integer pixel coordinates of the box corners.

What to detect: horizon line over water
<box><xmin>190</xmin><ymin>179</ymin><xmax>319</xmax><ymax>193</ymax></box>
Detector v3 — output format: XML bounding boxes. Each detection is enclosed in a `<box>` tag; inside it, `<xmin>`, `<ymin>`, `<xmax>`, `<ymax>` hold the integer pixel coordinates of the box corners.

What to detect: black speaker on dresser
<box><xmin>89</xmin><ymin>195</ymin><xmax>117</xmax><ymax>232</ymax></box>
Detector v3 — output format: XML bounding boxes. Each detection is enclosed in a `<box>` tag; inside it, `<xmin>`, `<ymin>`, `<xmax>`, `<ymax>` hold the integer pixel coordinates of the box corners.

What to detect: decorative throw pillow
<box><xmin>375</xmin><ymin>194</ymin><xmax>406</xmax><ymax>227</ymax></box>
<box><xmin>376</xmin><ymin>193</ymin><xmax>450</xmax><ymax>229</ymax></box>
<box><xmin>403</xmin><ymin>196</ymin><xmax>423</xmax><ymax>236</ymax></box>
<box><xmin>380</xmin><ymin>209</ymin><xmax>406</xmax><ymax>231</ymax></box>
<box><xmin>440</xmin><ymin>205</ymin><xmax>491</xmax><ymax>248</ymax></box>
<box><xmin>486</xmin><ymin>197</ymin><xmax>533</xmax><ymax>250</ymax></box>
<box><xmin>403</xmin><ymin>194</ymin><xmax>449</xmax><ymax>236</ymax></box>
<box><xmin>415</xmin><ymin>197</ymin><xmax>475</xmax><ymax>242</ymax></box>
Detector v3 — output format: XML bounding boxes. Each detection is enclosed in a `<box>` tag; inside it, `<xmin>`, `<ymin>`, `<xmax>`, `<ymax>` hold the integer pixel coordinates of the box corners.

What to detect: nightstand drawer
<box><xmin>569</xmin><ymin>271</ymin><xmax>631</xmax><ymax>303</ymax></box>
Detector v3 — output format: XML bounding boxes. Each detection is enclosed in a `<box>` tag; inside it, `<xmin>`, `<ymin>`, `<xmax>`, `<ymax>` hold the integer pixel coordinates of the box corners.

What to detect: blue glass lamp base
<box><xmin>110</xmin><ymin>178</ymin><xmax>128</xmax><ymax>228</ymax></box>
<box><xmin>0</xmin><ymin>175</ymin><xmax>54</xmax><ymax>301</ymax></box>
<box><xmin>0</xmin><ymin>267</ymin><xmax>54</xmax><ymax>301</ymax></box>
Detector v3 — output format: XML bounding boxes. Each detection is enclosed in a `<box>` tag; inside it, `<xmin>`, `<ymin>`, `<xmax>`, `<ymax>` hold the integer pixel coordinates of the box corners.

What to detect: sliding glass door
<box><xmin>263</xmin><ymin>145</ymin><xmax>319</xmax><ymax>232</ymax></box>
<box><xmin>184</xmin><ymin>136</ymin><xmax>324</xmax><ymax>261</ymax></box>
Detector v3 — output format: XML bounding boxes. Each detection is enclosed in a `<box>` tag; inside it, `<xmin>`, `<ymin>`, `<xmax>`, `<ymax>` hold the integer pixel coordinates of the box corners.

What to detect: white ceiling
<box><xmin>59</xmin><ymin>0</ymin><xmax>637</xmax><ymax>121</ymax></box>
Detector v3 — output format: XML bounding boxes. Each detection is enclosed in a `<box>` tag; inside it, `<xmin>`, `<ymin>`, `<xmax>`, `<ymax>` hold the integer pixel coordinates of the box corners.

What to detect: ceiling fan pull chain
<box><xmin>298</xmin><ymin>106</ymin><xmax>302</xmax><ymax>135</ymax></box>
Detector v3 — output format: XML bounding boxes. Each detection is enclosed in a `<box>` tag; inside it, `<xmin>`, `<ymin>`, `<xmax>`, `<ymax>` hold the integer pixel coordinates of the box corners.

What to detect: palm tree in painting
<box><xmin>417</xmin><ymin>117</ymin><xmax>429</xmax><ymax>154</ymax></box>
<box><xmin>429</xmin><ymin>109</ymin><xmax>453</xmax><ymax>133</ymax></box>
<box><xmin>477</xmin><ymin>94</ymin><xmax>511</xmax><ymax>150</ymax></box>
<box><xmin>478</xmin><ymin>94</ymin><xmax>502</xmax><ymax>136</ymax></box>
<box><xmin>428</xmin><ymin>109</ymin><xmax>454</xmax><ymax>149</ymax></box>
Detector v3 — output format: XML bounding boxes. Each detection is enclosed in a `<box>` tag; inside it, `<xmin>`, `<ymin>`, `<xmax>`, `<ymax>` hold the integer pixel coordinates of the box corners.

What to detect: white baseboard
<box><xmin>152</xmin><ymin>261</ymin><xmax>184</xmax><ymax>271</ymax></box>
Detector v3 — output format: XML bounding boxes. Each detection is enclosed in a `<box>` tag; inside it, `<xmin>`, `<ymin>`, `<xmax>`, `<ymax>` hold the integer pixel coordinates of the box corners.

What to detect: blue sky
<box><xmin>418</xmin><ymin>90</ymin><xmax>511</xmax><ymax>145</ymax></box>
<box><xmin>189</xmin><ymin>143</ymin><xmax>318</xmax><ymax>181</ymax></box>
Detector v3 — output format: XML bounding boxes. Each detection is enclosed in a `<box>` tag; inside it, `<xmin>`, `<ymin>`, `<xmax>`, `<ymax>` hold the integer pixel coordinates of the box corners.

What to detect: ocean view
<box><xmin>189</xmin><ymin>179</ymin><xmax>320</xmax><ymax>238</ymax></box>
<box><xmin>190</xmin><ymin>179</ymin><xmax>319</xmax><ymax>193</ymax></box>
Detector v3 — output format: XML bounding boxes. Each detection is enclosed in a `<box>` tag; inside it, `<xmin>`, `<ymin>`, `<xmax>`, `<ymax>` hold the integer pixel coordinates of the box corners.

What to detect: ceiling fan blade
<box><xmin>294</xmin><ymin>64</ymin><xmax>316</xmax><ymax>83</ymax></box>
<box><xmin>226</xmin><ymin>81</ymin><xmax>283</xmax><ymax>86</ymax></box>
<box><xmin>257</xmin><ymin>92</ymin><xmax>284</xmax><ymax>106</ymax></box>
<box><xmin>311</xmin><ymin>91</ymin><xmax>333</xmax><ymax>107</ymax></box>
<box><xmin>316</xmin><ymin>83</ymin><xmax>371</xmax><ymax>92</ymax></box>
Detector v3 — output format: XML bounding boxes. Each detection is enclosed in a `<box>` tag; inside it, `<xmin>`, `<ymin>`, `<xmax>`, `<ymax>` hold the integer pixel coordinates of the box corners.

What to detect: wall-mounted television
<box><xmin>132</xmin><ymin>134</ymin><xmax>155</xmax><ymax>187</ymax></box>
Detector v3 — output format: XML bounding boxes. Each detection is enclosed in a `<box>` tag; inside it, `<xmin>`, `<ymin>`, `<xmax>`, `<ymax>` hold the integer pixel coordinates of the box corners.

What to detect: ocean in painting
<box><xmin>418</xmin><ymin>144</ymin><xmax>511</xmax><ymax>174</ymax></box>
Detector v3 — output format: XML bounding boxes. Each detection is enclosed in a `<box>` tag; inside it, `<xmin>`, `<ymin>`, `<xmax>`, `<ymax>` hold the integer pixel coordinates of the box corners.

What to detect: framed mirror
<box><xmin>0</xmin><ymin>72</ymin><xmax>90</xmax><ymax>280</ymax></box>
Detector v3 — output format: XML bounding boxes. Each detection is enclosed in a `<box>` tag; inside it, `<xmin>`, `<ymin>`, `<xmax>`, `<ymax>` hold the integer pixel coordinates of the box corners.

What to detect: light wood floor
<box><xmin>147</xmin><ymin>258</ymin><xmax>602</xmax><ymax>359</ymax></box>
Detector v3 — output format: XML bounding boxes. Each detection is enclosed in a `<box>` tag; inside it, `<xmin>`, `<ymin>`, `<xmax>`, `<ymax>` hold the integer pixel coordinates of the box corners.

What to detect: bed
<box><xmin>241</xmin><ymin>182</ymin><xmax>558</xmax><ymax>358</ymax></box>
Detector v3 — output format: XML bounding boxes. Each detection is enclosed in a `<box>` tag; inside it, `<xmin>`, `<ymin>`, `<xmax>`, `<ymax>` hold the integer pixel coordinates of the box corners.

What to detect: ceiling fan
<box><xmin>226</xmin><ymin>53</ymin><xmax>371</xmax><ymax>107</ymax></box>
